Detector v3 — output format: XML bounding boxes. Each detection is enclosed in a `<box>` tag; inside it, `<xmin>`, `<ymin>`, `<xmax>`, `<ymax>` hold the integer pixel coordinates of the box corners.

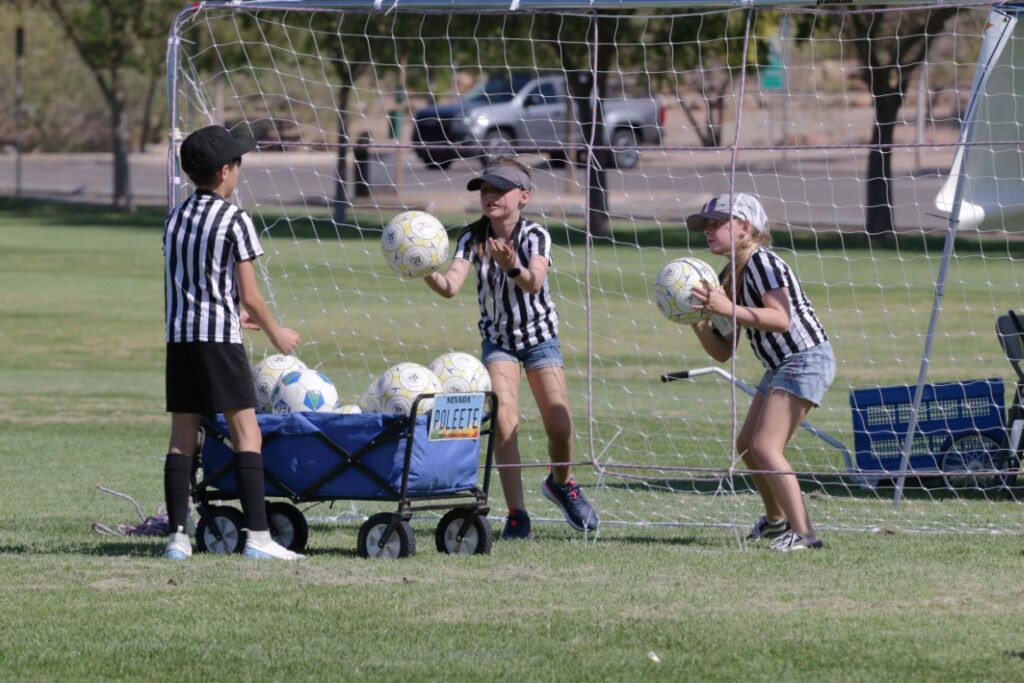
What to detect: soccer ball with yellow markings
<box><xmin>428</xmin><ymin>352</ymin><xmax>492</xmax><ymax>394</ymax></box>
<box><xmin>654</xmin><ymin>257</ymin><xmax>719</xmax><ymax>325</ymax></box>
<box><xmin>374</xmin><ymin>362</ymin><xmax>444</xmax><ymax>416</ymax></box>
<box><xmin>381</xmin><ymin>211</ymin><xmax>449</xmax><ymax>278</ymax></box>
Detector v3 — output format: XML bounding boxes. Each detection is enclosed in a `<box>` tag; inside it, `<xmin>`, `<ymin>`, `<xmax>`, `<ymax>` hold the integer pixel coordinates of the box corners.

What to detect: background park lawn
<box><xmin>1</xmin><ymin>199</ymin><xmax>1023</xmax><ymax>682</ymax></box>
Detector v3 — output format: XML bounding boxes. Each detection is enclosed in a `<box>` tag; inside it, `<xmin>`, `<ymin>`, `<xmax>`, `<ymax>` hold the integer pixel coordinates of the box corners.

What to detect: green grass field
<box><xmin>2</xmin><ymin>198</ymin><xmax>1024</xmax><ymax>681</ymax></box>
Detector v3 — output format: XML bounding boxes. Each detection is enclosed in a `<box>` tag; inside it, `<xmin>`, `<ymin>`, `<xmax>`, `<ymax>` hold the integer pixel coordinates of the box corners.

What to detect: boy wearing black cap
<box><xmin>424</xmin><ymin>157</ymin><xmax>599</xmax><ymax>539</ymax></box>
<box><xmin>162</xmin><ymin>125</ymin><xmax>303</xmax><ymax>560</ymax></box>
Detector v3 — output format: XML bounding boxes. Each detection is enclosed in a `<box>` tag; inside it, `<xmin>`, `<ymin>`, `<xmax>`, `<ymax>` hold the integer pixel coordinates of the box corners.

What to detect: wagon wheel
<box><xmin>357</xmin><ymin>512</ymin><xmax>416</xmax><ymax>559</ymax></box>
<box><xmin>940</xmin><ymin>433</ymin><xmax>1009</xmax><ymax>491</ymax></box>
<box><xmin>195</xmin><ymin>505</ymin><xmax>246</xmax><ymax>554</ymax></box>
<box><xmin>267</xmin><ymin>502</ymin><xmax>309</xmax><ymax>552</ymax></box>
<box><xmin>434</xmin><ymin>510</ymin><xmax>493</xmax><ymax>555</ymax></box>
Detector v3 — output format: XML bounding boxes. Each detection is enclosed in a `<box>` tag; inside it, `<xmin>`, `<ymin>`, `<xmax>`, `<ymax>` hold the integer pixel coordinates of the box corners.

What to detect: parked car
<box><xmin>412</xmin><ymin>72</ymin><xmax>664</xmax><ymax>169</ymax></box>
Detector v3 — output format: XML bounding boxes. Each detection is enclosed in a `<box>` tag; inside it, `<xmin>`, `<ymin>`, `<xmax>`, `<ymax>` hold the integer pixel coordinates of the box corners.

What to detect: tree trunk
<box><xmin>588</xmin><ymin>72</ymin><xmax>611</xmax><ymax>239</ymax></box>
<box><xmin>567</xmin><ymin>72</ymin><xmax>611</xmax><ymax>238</ymax></box>
<box><xmin>108</xmin><ymin>83</ymin><xmax>134</xmax><ymax>212</ymax></box>
<box><xmin>139</xmin><ymin>73</ymin><xmax>159</xmax><ymax>153</ymax></box>
<box><xmin>865</xmin><ymin>90</ymin><xmax>902</xmax><ymax>238</ymax></box>
<box><xmin>332</xmin><ymin>85</ymin><xmax>351</xmax><ymax>226</ymax></box>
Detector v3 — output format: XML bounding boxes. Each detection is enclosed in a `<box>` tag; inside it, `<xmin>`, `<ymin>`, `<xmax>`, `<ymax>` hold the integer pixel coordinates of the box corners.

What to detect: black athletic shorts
<box><xmin>166</xmin><ymin>342</ymin><xmax>255</xmax><ymax>414</ymax></box>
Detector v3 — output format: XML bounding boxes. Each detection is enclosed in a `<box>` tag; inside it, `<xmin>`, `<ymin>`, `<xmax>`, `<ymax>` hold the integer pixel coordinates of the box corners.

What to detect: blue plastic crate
<box><xmin>849</xmin><ymin>378</ymin><xmax>1005</xmax><ymax>474</ymax></box>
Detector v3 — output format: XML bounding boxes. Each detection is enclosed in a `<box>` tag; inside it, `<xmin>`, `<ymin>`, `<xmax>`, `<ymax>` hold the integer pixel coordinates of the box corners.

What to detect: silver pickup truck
<box><xmin>412</xmin><ymin>72</ymin><xmax>664</xmax><ymax>170</ymax></box>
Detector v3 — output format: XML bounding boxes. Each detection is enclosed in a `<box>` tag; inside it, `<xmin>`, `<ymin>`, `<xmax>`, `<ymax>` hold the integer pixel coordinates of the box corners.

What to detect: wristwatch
<box><xmin>506</xmin><ymin>266</ymin><xmax>522</xmax><ymax>279</ymax></box>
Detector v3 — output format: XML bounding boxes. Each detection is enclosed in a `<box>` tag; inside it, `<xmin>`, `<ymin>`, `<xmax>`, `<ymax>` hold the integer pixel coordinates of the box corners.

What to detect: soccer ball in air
<box><xmin>270</xmin><ymin>369</ymin><xmax>340</xmax><ymax>414</ymax></box>
<box><xmin>336</xmin><ymin>404</ymin><xmax>362</xmax><ymax>414</ymax></box>
<box><xmin>374</xmin><ymin>362</ymin><xmax>444</xmax><ymax>416</ymax></box>
<box><xmin>654</xmin><ymin>257</ymin><xmax>719</xmax><ymax>325</ymax></box>
<box><xmin>428</xmin><ymin>352</ymin><xmax>492</xmax><ymax>393</ymax></box>
<box><xmin>381</xmin><ymin>210</ymin><xmax>449</xmax><ymax>278</ymax></box>
<box><xmin>252</xmin><ymin>354</ymin><xmax>308</xmax><ymax>412</ymax></box>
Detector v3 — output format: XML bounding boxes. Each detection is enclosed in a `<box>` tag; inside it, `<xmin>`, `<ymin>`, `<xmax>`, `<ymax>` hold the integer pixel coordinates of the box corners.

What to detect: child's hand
<box><xmin>272</xmin><ymin>327</ymin><xmax>301</xmax><ymax>356</ymax></box>
<box><xmin>486</xmin><ymin>237</ymin><xmax>517</xmax><ymax>272</ymax></box>
<box><xmin>239</xmin><ymin>310</ymin><xmax>261</xmax><ymax>331</ymax></box>
<box><xmin>692</xmin><ymin>279</ymin><xmax>732</xmax><ymax>318</ymax></box>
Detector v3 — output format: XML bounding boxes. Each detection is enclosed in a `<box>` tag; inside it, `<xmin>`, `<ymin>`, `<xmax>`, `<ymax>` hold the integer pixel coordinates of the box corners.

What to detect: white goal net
<box><xmin>168</xmin><ymin>1</ymin><xmax>1024</xmax><ymax>535</ymax></box>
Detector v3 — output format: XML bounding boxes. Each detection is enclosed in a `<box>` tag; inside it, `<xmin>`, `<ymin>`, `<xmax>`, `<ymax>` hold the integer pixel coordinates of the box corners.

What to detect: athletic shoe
<box><xmin>769</xmin><ymin>530</ymin><xmax>824</xmax><ymax>552</ymax></box>
<box><xmin>746</xmin><ymin>514</ymin><xmax>790</xmax><ymax>541</ymax></box>
<box><xmin>541</xmin><ymin>475</ymin><xmax>599</xmax><ymax>532</ymax></box>
<box><xmin>163</xmin><ymin>528</ymin><xmax>192</xmax><ymax>560</ymax></box>
<box><xmin>501</xmin><ymin>509</ymin><xmax>534</xmax><ymax>540</ymax></box>
<box><xmin>243</xmin><ymin>530</ymin><xmax>305</xmax><ymax>560</ymax></box>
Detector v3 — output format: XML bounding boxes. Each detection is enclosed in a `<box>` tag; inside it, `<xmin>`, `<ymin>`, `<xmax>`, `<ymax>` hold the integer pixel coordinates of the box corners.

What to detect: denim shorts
<box><xmin>481</xmin><ymin>337</ymin><xmax>564</xmax><ymax>371</ymax></box>
<box><xmin>756</xmin><ymin>341</ymin><xmax>836</xmax><ymax>407</ymax></box>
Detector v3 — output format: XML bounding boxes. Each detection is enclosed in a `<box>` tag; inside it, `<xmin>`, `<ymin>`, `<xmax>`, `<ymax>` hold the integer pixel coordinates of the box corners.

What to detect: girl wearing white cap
<box><xmin>688</xmin><ymin>192</ymin><xmax>835</xmax><ymax>551</ymax></box>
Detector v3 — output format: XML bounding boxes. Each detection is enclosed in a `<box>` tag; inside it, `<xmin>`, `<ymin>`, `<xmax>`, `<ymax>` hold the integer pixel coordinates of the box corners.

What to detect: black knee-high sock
<box><xmin>164</xmin><ymin>453</ymin><xmax>193</xmax><ymax>533</ymax></box>
<box><xmin>235</xmin><ymin>451</ymin><xmax>268</xmax><ymax>532</ymax></box>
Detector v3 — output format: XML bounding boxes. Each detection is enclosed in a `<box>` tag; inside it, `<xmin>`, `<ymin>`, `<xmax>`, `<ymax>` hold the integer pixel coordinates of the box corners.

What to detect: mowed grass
<box><xmin>2</xmin><ymin>199</ymin><xmax>1024</xmax><ymax>681</ymax></box>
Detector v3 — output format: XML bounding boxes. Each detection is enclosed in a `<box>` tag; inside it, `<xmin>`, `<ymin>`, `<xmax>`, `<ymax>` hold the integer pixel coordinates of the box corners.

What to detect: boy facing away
<box><xmin>162</xmin><ymin>125</ymin><xmax>302</xmax><ymax>560</ymax></box>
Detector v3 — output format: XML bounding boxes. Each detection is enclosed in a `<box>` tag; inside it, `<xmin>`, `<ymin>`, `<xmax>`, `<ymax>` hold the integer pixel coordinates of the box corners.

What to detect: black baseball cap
<box><xmin>180</xmin><ymin>125</ymin><xmax>257</xmax><ymax>177</ymax></box>
<box><xmin>466</xmin><ymin>164</ymin><xmax>532</xmax><ymax>192</ymax></box>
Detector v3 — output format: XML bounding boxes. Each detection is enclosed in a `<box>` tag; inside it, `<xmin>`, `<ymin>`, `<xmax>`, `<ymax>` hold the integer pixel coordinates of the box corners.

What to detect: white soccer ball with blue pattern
<box><xmin>374</xmin><ymin>362</ymin><xmax>444</xmax><ymax>416</ymax></box>
<box><xmin>654</xmin><ymin>257</ymin><xmax>719</xmax><ymax>325</ymax></box>
<box><xmin>381</xmin><ymin>210</ymin><xmax>449</xmax><ymax>278</ymax></box>
<box><xmin>252</xmin><ymin>354</ymin><xmax>307</xmax><ymax>412</ymax></box>
<box><xmin>270</xmin><ymin>369</ymin><xmax>340</xmax><ymax>414</ymax></box>
<box><xmin>428</xmin><ymin>352</ymin><xmax>491</xmax><ymax>394</ymax></box>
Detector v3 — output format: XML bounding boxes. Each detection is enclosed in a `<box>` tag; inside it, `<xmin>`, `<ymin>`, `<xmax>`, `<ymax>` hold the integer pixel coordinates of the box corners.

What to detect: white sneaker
<box><xmin>243</xmin><ymin>529</ymin><xmax>305</xmax><ymax>561</ymax></box>
<box><xmin>769</xmin><ymin>530</ymin><xmax>824</xmax><ymax>552</ymax></box>
<box><xmin>746</xmin><ymin>514</ymin><xmax>790</xmax><ymax>541</ymax></box>
<box><xmin>163</xmin><ymin>527</ymin><xmax>192</xmax><ymax>560</ymax></box>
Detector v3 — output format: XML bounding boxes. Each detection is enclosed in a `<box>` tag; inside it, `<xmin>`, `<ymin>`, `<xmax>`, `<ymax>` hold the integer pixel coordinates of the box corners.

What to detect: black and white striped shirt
<box><xmin>454</xmin><ymin>216</ymin><xmax>559</xmax><ymax>352</ymax></box>
<box><xmin>734</xmin><ymin>246</ymin><xmax>828</xmax><ymax>370</ymax></box>
<box><xmin>163</xmin><ymin>189</ymin><xmax>263</xmax><ymax>343</ymax></box>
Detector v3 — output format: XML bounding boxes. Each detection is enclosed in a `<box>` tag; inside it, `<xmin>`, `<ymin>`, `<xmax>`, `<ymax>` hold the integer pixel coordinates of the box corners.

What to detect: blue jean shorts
<box><xmin>481</xmin><ymin>337</ymin><xmax>564</xmax><ymax>372</ymax></box>
<box><xmin>756</xmin><ymin>341</ymin><xmax>836</xmax><ymax>407</ymax></box>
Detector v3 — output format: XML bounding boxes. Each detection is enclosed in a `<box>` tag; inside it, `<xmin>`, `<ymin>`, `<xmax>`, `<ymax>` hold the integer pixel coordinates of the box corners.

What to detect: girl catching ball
<box><xmin>687</xmin><ymin>193</ymin><xmax>835</xmax><ymax>551</ymax></box>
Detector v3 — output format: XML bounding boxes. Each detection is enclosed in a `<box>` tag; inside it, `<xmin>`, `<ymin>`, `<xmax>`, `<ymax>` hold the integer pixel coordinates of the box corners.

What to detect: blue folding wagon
<box><xmin>193</xmin><ymin>393</ymin><xmax>497</xmax><ymax>558</ymax></box>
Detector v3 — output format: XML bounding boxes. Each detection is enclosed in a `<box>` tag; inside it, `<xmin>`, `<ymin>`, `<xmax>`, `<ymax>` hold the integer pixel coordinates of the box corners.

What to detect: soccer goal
<box><xmin>167</xmin><ymin>1</ymin><xmax>1024</xmax><ymax>535</ymax></box>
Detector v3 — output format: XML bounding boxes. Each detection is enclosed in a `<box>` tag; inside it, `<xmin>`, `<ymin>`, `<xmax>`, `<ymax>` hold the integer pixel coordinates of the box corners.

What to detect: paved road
<box><xmin>0</xmin><ymin>148</ymin><xmax>954</xmax><ymax>232</ymax></box>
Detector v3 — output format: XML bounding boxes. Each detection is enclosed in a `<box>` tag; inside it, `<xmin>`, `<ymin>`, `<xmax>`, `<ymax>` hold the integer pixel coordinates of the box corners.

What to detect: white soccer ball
<box><xmin>381</xmin><ymin>210</ymin><xmax>449</xmax><ymax>278</ymax></box>
<box><xmin>336</xmin><ymin>404</ymin><xmax>362</xmax><ymax>414</ymax></box>
<box><xmin>654</xmin><ymin>257</ymin><xmax>719</xmax><ymax>325</ymax></box>
<box><xmin>374</xmin><ymin>362</ymin><xmax>444</xmax><ymax>416</ymax></box>
<box><xmin>428</xmin><ymin>352</ymin><xmax>492</xmax><ymax>394</ymax></box>
<box><xmin>252</xmin><ymin>354</ymin><xmax>308</xmax><ymax>412</ymax></box>
<box><xmin>270</xmin><ymin>369</ymin><xmax>340</xmax><ymax>414</ymax></box>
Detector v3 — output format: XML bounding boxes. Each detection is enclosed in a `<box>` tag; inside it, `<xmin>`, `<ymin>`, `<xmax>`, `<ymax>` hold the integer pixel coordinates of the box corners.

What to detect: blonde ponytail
<box><xmin>720</xmin><ymin>229</ymin><xmax>772</xmax><ymax>301</ymax></box>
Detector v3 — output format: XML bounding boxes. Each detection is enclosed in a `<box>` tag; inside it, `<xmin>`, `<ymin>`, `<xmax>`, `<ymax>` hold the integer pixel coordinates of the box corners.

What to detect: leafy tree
<box><xmin>44</xmin><ymin>0</ymin><xmax>181</xmax><ymax>211</ymax></box>
<box><xmin>534</xmin><ymin>11</ymin><xmax>645</xmax><ymax>238</ymax></box>
<box><xmin>839</xmin><ymin>7</ymin><xmax>958</xmax><ymax>237</ymax></box>
<box><xmin>644</xmin><ymin>8</ymin><xmax>755</xmax><ymax>148</ymax></box>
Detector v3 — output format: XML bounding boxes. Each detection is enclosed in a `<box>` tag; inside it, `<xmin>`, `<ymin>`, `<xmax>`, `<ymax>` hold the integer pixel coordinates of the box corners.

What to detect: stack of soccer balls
<box><xmin>380</xmin><ymin>210</ymin><xmax>449</xmax><ymax>278</ymax></box>
<box><xmin>360</xmin><ymin>352</ymin><xmax>491</xmax><ymax>417</ymax></box>
<box><xmin>252</xmin><ymin>355</ymin><xmax>343</xmax><ymax>414</ymax></box>
<box><xmin>253</xmin><ymin>351</ymin><xmax>491</xmax><ymax>417</ymax></box>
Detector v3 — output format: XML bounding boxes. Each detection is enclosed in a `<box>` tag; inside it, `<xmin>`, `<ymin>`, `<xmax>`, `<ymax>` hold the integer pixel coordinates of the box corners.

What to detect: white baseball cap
<box><xmin>686</xmin><ymin>193</ymin><xmax>769</xmax><ymax>234</ymax></box>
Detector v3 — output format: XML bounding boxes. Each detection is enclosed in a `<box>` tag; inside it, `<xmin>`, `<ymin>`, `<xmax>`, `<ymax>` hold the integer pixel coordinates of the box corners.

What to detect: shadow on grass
<box><xmin>3</xmin><ymin>196</ymin><xmax>1020</xmax><ymax>258</ymax></box>
<box><xmin>598</xmin><ymin>472</ymin><xmax>1023</xmax><ymax>503</ymax></box>
<box><xmin>0</xmin><ymin>197</ymin><xmax>169</xmax><ymax>230</ymax></box>
<box><xmin>0</xmin><ymin>541</ymin><xmax>163</xmax><ymax>557</ymax></box>
<box><xmin>604</xmin><ymin>534</ymin><xmax>723</xmax><ymax>549</ymax></box>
